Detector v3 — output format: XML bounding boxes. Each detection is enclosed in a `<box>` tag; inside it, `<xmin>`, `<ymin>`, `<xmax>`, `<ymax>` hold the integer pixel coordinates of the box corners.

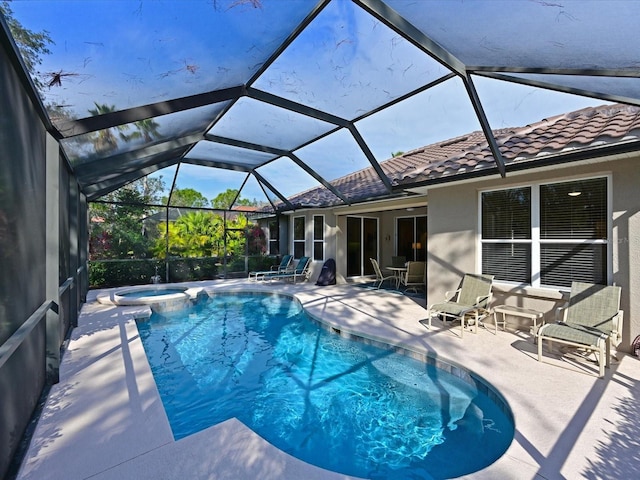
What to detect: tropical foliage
<box><xmin>163</xmin><ymin>187</ymin><xmax>209</xmax><ymax>208</ymax></box>
<box><xmin>246</xmin><ymin>225</ymin><xmax>267</xmax><ymax>255</ymax></box>
<box><xmin>153</xmin><ymin>209</ymin><xmax>259</xmax><ymax>259</ymax></box>
<box><xmin>89</xmin><ymin>176</ymin><xmax>165</xmax><ymax>260</ymax></box>
<box><xmin>211</xmin><ymin>188</ymin><xmax>257</xmax><ymax>209</ymax></box>
<box><xmin>153</xmin><ymin>210</ymin><xmax>223</xmax><ymax>258</ymax></box>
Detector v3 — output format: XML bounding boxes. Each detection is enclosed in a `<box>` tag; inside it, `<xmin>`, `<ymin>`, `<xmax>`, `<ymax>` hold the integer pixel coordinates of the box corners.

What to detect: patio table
<box><xmin>492</xmin><ymin>305</ymin><xmax>544</xmax><ymax>339</ymax></box>
<box><xmin>386</xmin><ymin>266</ymin><xmax>407</xmax><ymax>289</ymax></box>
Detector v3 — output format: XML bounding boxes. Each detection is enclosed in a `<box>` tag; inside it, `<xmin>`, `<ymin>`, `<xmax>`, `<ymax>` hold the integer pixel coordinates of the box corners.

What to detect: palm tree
<box><xmin>135</xmin><ymin>118</ymin><xmax>161</xmax><ymax>142</ymax></box>
<box><xmin>88</xmin><ymin>103</ymin><xmax>127</xmax><ymax>154</ymax></box>
<box><xmin>120</xmin><ymin>118</ymin><xmax>162</xmax><ymax>144</ymax></box>
<box><xmin>155</xmin><ymin>211</ymin><xmax>225</xmax><ymax>258</ymax></box>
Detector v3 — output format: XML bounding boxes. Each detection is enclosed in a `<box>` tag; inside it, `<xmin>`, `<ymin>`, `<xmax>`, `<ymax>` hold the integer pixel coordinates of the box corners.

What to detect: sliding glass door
<box><xmin>397</xmin><ymin>216</ymin><xmax>427</xmax><ymax>261</ymax></box>
<box><xmin>347</xmin><ymin>216</ymin><xmax>378</xmax><ymax>277</ymax></box>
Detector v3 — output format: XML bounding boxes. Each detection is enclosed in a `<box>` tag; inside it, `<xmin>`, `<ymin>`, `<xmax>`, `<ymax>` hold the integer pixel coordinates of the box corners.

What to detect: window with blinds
<box><xmin>481</xmin><ymin>187</ymin><xmax>531</xmax><ymax>284</ymax></box>
<box><xmin>540</xmin><ymin>178</ymin><xmax>607</xmax><ymax>240</ymax></box>
<box><xmin>481</xmin><ymin>177</ymin><xmax>608</xmax><ymax>288</ymax></box>
<box><xmin>540</xmin><ymin>177</ymin><xmax>607</xmax><ymax>287</ymax></box>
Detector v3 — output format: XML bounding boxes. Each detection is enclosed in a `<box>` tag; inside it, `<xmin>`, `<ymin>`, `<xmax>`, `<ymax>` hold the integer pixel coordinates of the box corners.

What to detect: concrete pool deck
<box><xmin>15</xmin><ymin>280</ymin><xmax>640</xmax><ymax>480</ymax></box>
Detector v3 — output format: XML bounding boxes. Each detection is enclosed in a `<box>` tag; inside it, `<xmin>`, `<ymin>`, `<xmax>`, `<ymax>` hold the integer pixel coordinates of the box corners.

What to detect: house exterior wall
<box><xmin>612</xmin><ymin>158</ymin><xmax>640</xmax><ymax>351</ymax></box>
<box><xmin>427</xmin><ymin>157</ymin><xmax>640</xmax><ymax>352</ymax></box>
<box><xmin>331</xmin><ymin>202</ymin><xmax>427</xmax><ymax>282</ymax></box>
<box><xmin>377</xmin><ymin>207</ymin><xmax>428</xmax><ymax>266</ymax></box>
<box><xmin>268</xmin><ymin>196</ymin><xmax>427</xmax><ymax>284</ymax></box>
<box><xmin>379</xmin><ymin>210</ymin><xmax>397</xmax><ymax>268</ymax></box>
<box><xmin>324</xmin><ymin>208</ymin><xmax>423</xmax><ymax>284</ymax></box>
<box><xmin>324</xmin><ymin>212</ymin><xmax>340</xmax><ymax>280</ymax></box>
<box><xmin>335</xmin><ymin>214</ymin><xmax>347</xmax><ymax>282</ymax></box>
<box><xmin>285</xmin><ymin>209</ymin><xmax>340</xmax><ymax>283</ymax></box>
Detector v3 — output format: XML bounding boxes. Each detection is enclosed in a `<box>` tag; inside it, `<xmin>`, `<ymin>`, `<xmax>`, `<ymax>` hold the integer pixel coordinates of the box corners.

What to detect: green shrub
<box><xmin>88</xmin><ymin>261</ymin><xmax>107</xmax><ymax>288</ymax></box>
<box><xmin>89</xmin><ymin>259</ymin><xmax>162</xmax><ymax>288</ymax></box>
<box><xmin>168</xmin><ymin>257</ymin><xmax>219</xmax><ymax>282</ymax></box>
<box><xmin>89</xmin><ymin>255</ymin><xmax>282</xmax><ymax>288</ymax></box>
<box><xmin>248</xmin><ymin>255</ymin><xmax>280</xmax><ymax>272</ymax></box>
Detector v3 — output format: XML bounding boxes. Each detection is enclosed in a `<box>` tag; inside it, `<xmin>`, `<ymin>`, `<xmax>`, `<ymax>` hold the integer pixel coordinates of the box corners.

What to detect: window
<box><xmin>481</xmin><ymin>187</ymin><xmax>532</xmax><ymax>284</ymax></box>
<box><xmin>313</xmin><ymin>215</ymin><xmax>324</xmax><ymax>261</ymax></box>
<box><xmin>540</xmin><ymin>178</ymin><xmax>608</xmax><ymax>286</ymax></box>
<box><xmin>268</xmin><ymin>219</ymin><xmax>279</xmax><ymax>255</ymax></box>
<box><xmin>481</xmin><ymin>177</ymin><xmax>608</xmax><ymax>288</ymax></box>
<box><xmin>293</xmin><ymin>216</ymin><xmax>305</xmax><ymax>259</ymax></box>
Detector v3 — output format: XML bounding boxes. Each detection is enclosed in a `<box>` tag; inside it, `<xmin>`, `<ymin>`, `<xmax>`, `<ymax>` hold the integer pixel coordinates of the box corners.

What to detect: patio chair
<box><xmin>391</xmin><ymin>256</ymin><xmax>406</xmax><ymax>268</ymax></box>
<box><xmin>268</xmin><ymin>256</ymin><xmax>311</xmax><ymax>283</ymax></box>
<box><xmin>400</xmin><ymin>261</ymin><xmax>425</xmax><ymax>293</ymax></box>
<box><xmin>426</xmin><ymin>274</ymin><xmax>494</xmax><ymax>337</ymax></box>
<box><xmin>537</xmin><ymin>282</ymin><xmax>623</xmax><ymax>378</ymax></box>
<box><xmin>248</xmin><ymin>254</ymin><xmax>293</xmax><ymax>281</ymax></box>
<box><xmin>370</xmin><ymin>258</ymin><xmax>395</xmax><ymax>289</ymax></box>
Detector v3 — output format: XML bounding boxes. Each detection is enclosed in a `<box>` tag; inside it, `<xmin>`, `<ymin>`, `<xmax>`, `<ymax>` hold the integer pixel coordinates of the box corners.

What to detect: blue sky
<box><xmin>8</xmin><ymin>0</ymin><xmax>610</xmax><ymax>204</ymax></box>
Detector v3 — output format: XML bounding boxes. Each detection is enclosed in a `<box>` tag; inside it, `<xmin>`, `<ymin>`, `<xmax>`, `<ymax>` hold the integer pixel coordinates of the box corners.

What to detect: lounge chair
<box><xmin>248</xmin><ymin>254</ymin><xmax>293</xmax><ymax>281</ymax></box>
<box><xmin>537</xmin><ymin>282</ymin><xmax>623</xmax><ymax>378</ymax></box>
<box><xmin>267</xmin><ymin>256</ymin><xmax>311</xmax><ymax>283</ymax></box>
<box><xmin>400</xmin><ymin>261</ymin><xmax>425</xmax><ymax>293</ymax></box>
<box><xmin>370</xmin><ymin>258</ymin><xmax>395</xmax><ymax>289</ymax></box>
<box><xmin>426</xmin><ymin>274</ymin><xmax>494</xmax><ymax>337</ymax></box>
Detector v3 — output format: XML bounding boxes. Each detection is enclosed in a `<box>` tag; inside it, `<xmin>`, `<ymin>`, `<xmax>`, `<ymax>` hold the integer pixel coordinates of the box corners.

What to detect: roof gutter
<box><xmin>274</xmin><ymin>191</ymin><xmax>425</xmax><ymax>216</ymax></box>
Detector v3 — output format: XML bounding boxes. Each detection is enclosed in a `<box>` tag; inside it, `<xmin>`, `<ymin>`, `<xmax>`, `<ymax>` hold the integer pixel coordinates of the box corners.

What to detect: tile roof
<box><xmin>280</xmin><ymin>103</ymin><xmax>640</xmax><ymax>209</ymax></box>
<box><xmin>396</xmin><ymin>103</ymin><xmax>640</xmax><ymax>186</ymax></box>
<box><xmin>282</xmin><ymin>132</ymin><xmax>490</xmax><ymax>209</ymax></box>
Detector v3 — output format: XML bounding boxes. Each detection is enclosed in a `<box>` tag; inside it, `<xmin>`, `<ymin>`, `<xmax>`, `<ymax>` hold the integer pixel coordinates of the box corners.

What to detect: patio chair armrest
<box><xmin>444</xmin><ymin>288</ymin><xmax>460</xmax><ymax>302</ymax></box>
<box><xmin>555</xmin><ymin>303</ymin><xmax>569</xmax><ymax>322</ymax></box>
<box><xmin>475</xmin><ymin>292</ymin><xmax>492</xmax><ymax>308</ymax></box>
<box><xmin>610</xmin><ymin>310</ymin><xmax>624</xmax><ymax>345</ymax></box>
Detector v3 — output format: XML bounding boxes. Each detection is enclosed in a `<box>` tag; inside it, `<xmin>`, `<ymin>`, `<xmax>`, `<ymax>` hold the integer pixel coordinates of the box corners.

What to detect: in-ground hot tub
<box><xmin>97</xmin><ymin>285</ymin><xmax>205</xmax><ymax>312</ymax></box>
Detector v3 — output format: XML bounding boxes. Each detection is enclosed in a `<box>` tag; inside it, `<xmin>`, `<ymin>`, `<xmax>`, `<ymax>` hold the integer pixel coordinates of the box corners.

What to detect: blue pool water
<box><xmin>137</xmin><ymin>293</ymin><xmax>514</xmax><ymax>479</ymax></box>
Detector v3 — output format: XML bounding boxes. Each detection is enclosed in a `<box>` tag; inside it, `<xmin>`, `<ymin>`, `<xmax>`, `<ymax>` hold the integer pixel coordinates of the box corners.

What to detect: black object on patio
<box><xmin>316</xmin><ymin>258</ymin><xmax>336</xmax><ymax>286</ymax></box>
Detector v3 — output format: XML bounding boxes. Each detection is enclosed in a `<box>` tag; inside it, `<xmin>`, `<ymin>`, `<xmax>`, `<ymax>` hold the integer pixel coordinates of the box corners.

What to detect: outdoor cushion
<box><xmin>429</xmin><ymin>302</ymin><xmax>475</xmax><ymax>317</ymax></box>
<box><xmin>537</xmin><ymin>323</ymin><xmax>607</xmax><ymax>347</ymax></box>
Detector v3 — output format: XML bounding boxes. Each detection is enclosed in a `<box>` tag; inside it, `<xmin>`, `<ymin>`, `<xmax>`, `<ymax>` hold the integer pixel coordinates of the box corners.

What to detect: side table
<box><xmin>492</xmin><ymin>305</ymin><xmax>544</xmax><ymax>339</ymax></box>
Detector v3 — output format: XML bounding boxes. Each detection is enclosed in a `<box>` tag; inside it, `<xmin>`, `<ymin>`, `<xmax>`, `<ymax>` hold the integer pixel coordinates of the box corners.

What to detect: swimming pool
<box><xmin>137</xmin><ymin>292</ymin><xmax>514</xmax><ymax>479</ymax></box>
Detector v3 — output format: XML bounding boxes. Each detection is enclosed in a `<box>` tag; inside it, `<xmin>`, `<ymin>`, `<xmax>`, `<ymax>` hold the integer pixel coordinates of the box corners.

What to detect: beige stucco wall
<box><xmin>335</xmin><ymin>214</ymin><xmax>347</xmax><ymax>282</ymax></box>
<box><xmin>426</xmin><ymin>157</ymin><xmax>640</xmax><ymax>352</ymax></box>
